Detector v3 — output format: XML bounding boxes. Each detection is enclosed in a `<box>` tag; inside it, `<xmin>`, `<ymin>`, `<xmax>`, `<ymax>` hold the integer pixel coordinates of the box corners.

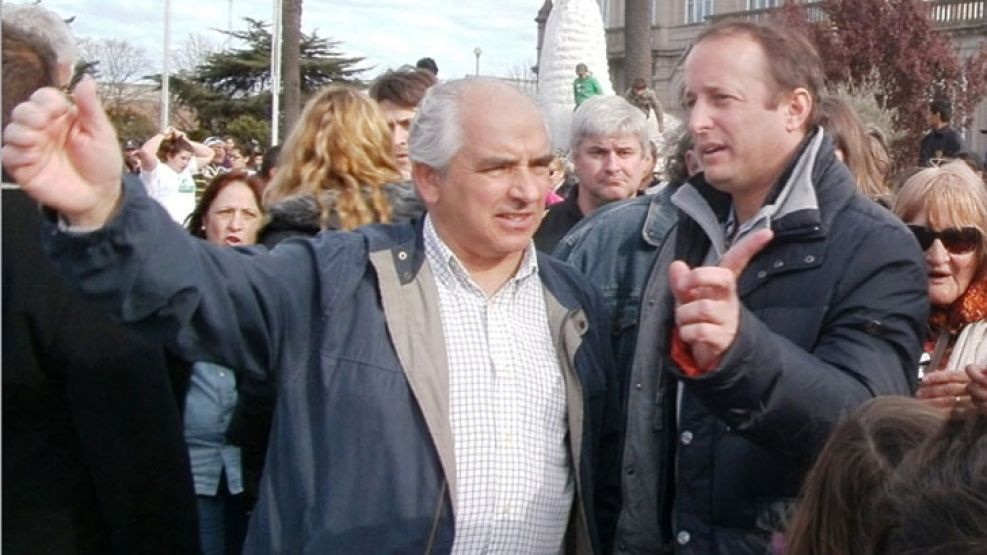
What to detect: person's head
<box><xmin>260</xmin><ymin>145</ymin><xmax>282</xmax><ymax>182</ymax></box>
<box><xmin>265</xmin><ymin>85</ymin><xmax>401</xmax><ymax>230</ymax></box>
<box><xmin>875</xmin><ymin>411</ymin><xmax>987</xmax><ymax>555</ymax></box>
<box><xmin>576</xmin><ymin>63</ymin><xmax>589</xmax><ymax>77</ymax></box>
<box><xmin>1</xmin><ymin>5</ymin><xmax>76</xmax><ymax>127</ymax></box>
<box><xmin>639</xmin><ymin>139</ymin><xmax>659</xmax><ymax>191</ymax></box>
<box><xmin>187</xmin><ymin>171</ymin><xmax>264</xmax><ymax>246</ymax></box>
<box><xmin>819</xmin><ymin>95</ymin><xmax>893</xmax><ymax>203</ymax></box>
<box><xmin>369</xmin><ymin>67</ymin><xmax>438</xmax><ymax>181</ymax></box>
<box><xmin>1</xmin><ymin>4</ymin><xmax>77</xmax><ymax>95</ymax></box>
<box><xmin>410</xmin><ymin>78</ymin><xmax>553</xmax><ymax>273</ymax></box>
<box><xmin>415</xmin><ymin>57</ymin><xmax>438</xmax><ymax>76</ymax></box>
<box><xmin>684</xmin><ymin>22</ymin><xmax>823</xmax><ymax>216</ymax></box>
<box><xmin>158</xmin><ymin>134</ymin><xmax>195</xmax><ymax>173</ymax></box>
<box><xmin>121</xmin><ymin>138</ymin><xmax>142</xmax><ymax>172</ymax></box>
<box><xmin>569</xmin><ymin>95</ymin><xmax>651</xmax><ymax>214</ymax></box>
<box><xmin>867</xmin><ymin>126</ymin><xmax>893</xmax><ymax>194</ymax></box>
<box><xmin>204</xmin><ymin>136</ymin><xmax>226</xmax><ymax>165</ymax></box>
<box><xmin>929</xmin><ymin>99</ymin><xmax>952</xmax><ymax>128</ymax></box>
<box><xmin>632</xmin><ymin>77</ymin><xmax>647</xmax><ymax>90</ymax></box>
<box><xmin>893</xmin><ymin>160</ymin><xmax>987</xmax><ymax>307</ymax></box>
<box><xmin>227</xmin><ymin>144</ymin><xmax>248</xmax><ymax>172</ymax></box>
<box><xmin>662</xmin><ymin>124</ymin><xmax>702</xmax><ymax>188</ymax></box>
<box><xmin>784</xmin><ymin>397</ymin><xmax>946</xmax><ymax>555</ymax></box>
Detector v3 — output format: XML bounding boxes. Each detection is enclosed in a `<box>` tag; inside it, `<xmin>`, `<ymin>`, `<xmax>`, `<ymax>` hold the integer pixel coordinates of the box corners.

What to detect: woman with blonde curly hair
<box><xmin>260</xmin><ymin>85</ymin><xmax>423</xmax><ymax>246</ymax></box>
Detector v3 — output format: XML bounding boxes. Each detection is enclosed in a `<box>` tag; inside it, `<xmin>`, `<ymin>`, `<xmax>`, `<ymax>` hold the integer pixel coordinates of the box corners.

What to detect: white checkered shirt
<box><xmin>423</xmin><ymin>216</ymin><xmax>574</xmax><ymax>554</ymax></box>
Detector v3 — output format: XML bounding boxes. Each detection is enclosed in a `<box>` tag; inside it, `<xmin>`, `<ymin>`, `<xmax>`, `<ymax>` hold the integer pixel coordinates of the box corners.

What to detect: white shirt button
<box><xmin>677</xmin><ymin>530</ymin><xmax>691</xmax><ymax>545</ymax></box>
<box><xmin>680</xmin><ymin>430</ymin><xmax>693</xmax><ymax>445</ymax></box>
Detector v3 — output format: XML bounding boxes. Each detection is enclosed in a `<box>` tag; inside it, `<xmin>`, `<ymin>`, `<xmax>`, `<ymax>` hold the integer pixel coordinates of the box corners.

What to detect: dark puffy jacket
<box><xmin>558</xmin><ymin>131</ymin><xmax>928</xmax><ymax>554</ymax></box>
<box><xmin>44</xmin><ymin>181</ymin><xmax>622</xmax><ymax>554</ymax></box>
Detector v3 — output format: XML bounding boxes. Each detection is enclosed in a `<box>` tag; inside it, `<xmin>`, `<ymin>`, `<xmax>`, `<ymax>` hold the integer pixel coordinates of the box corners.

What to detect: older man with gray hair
<box><xmin>534</xmin><ymin>94</ymin><xmax>653</xmax><ymax>252</ymax></box>
<box><xmin>3</xmin><ymin>75</ymin><xmax>622</xmax><ymax>553</ymax></box>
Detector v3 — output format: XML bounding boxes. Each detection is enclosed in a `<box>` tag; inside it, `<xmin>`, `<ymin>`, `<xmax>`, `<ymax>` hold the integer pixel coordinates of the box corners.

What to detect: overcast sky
<box><xmin>33</xmin><ymin>0</ymin><xmax>545</xmax><ymax>81</ymax></box>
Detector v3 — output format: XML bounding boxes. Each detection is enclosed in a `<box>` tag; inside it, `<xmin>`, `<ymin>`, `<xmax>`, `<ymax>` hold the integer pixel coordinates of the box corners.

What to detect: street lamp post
<box><xmin>473</xmin><ymin>47</ymin><xmax>481</xmax><ymax>77</ymax></box>
<box><xmin>161</xmin><ymin>0</ymin><xmax>171</xmax><ymax>129</ymax></box>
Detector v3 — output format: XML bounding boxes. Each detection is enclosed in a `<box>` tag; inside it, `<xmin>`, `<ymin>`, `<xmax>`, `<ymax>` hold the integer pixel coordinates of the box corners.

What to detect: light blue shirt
<box><xmin>183</xmin><ymin>361</ymin><xmax>243</xmax><ymax>496</ymax></box>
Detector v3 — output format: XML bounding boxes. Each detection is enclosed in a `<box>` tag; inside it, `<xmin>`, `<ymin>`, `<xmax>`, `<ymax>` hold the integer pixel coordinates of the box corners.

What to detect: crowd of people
<box><xmin>3</xmin><ymin>3</ymin><xmax>987</xmax><ymax>555</ymax></box>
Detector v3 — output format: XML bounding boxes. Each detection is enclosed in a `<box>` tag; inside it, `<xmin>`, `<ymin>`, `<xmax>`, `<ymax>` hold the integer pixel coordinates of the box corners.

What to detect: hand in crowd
<box><xmin>1</xmin><ymin>76</ymin><xmax>122</xmax><ymax>228</ymax></box>
<box><xmin>669</xmin><ymin>228</ymin><xmax>774</xmax><ymax>370</ymax></box>
<box><xmin>918</xmin><ymin>369</ymin><xmax>973</xmax><ymax>410</ymax></box>
<box><xmin>966</xmin><ymin>363</ymin><xmax>987</xmax><ymax>413</ymax></box>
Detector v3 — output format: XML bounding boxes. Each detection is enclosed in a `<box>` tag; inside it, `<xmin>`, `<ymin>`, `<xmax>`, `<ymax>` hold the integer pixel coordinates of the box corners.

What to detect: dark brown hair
<box><xmin>695</xmin><ymin>21</ymin><xmax>826</xmax><ymax>128</ymax></box>
<box><xmin>784</xmin><ymin>397</ymin><xmax>945</xmax><ymax>555</ymax></box>
<box><xmin>186</xmin><ymin>171</ymin><xmax>264</xmax><ymax>236</ymax></box>
<box><xmin>157</xmin><ymin>135</ymin><xmax>194</xmax><ymax>163</ymax></box>
<box><xmin>368</xmin><ymin>66</ymin><xmax>437</xmax><ymax>109</ymax></box>
<box><xmin>874</xmin><ymin>411</ymin><xmax>987</xmax><ymax>555</ymax></box>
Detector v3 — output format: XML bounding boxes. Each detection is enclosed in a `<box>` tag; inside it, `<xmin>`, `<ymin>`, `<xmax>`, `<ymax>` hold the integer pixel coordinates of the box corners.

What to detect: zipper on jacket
<box><xmin>425</xmin><ymin>479</ymin><xmax>447</xmax><ymax>554</ymax></box>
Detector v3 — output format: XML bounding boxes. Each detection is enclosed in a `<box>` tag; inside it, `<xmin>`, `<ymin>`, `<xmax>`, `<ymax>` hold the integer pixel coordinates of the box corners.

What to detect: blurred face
<box><xmin>378</xmin><ymin>100</ymin><xmax>416</xmax><ymax>181</ymax></box>
<box><xmin>166</xmin><ymin>150</ymin><xmax>193</xmax><ymax>173</ymax></box>
<box><xmin>684</xmin><ymin>34</ymin><xmax>807</xmax><ymax>218</ymax></box>
<box><xmin>228</xmin><ymin>148</ymin><xmax>248</xmax><ymax>171</ymax></box>
<box><xmin>210</xmin><ymin>144</ymin><xmax>226</xmax><ymax>164</ymax></box>
<box><xmin>415</xmin><ymin>90</ymin><xmax>553</xmax><ymax>274</ymax></box>
<box><xmin>573</xmin><ymin>134</ymin><xmax>646</xmax><ymax>213</ymax></box>
<box><xmin>909</xmin><ymin>213</ymin><xmax>981</xmax><ymax>307</ymax></box>
<box><xmin>203</xmin><ymin>181</ymin><xmax>262</xmax><ymax>246</ymax></box>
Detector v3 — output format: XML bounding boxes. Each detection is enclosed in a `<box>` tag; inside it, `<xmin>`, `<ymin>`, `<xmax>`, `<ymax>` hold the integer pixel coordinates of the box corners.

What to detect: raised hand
<box><xmin>669</xmin><ymin>228</ymin><xmax>774</xmax><ymax>370</ymax></box>
<box><xmin>2</xmin><ymin>76</ymin><xmax>124</xmax><ymax>227</ymax></box>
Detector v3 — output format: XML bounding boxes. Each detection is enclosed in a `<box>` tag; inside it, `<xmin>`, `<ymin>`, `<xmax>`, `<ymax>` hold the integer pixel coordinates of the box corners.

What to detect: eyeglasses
<box><xmin>907</xmin><ymin>225</ymin><xmax>981</xmax><ymax>254</ymax></box>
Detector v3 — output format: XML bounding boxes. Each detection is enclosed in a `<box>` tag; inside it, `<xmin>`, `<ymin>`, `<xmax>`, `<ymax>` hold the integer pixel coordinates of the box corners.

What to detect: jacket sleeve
<box><xmin>672</xmin><ymin>219</ymin><xmax>928</xmax><ymax>454</ymax></box>
<box><xmin>42</xmin><ymin>179</ymin><xmax>322</xmax><ymax>382</ymax></box>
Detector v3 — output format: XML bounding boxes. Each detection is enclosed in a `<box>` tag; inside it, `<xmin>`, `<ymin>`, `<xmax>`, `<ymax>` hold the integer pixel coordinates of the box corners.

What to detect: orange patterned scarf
<box><xmin>927</xmin><ymin>278</ymin><xmax>987</xmax><ymax>347</ymax></box>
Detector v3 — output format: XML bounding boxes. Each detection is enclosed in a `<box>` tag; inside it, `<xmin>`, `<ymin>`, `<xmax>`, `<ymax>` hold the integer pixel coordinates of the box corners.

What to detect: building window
<box><xmin>652</xmin><ymin>0</ymin><xmax>658</xmax><ymax>25</ymax></box>
<box><xmin>685</xmin><ymin>0</ymin><xmax>713</xmax><ymax>24</ymax></box>
<box><xmin>747</xmin><ymin>0</ymin><xmax>780</xmax><ymax>9</ymax></box>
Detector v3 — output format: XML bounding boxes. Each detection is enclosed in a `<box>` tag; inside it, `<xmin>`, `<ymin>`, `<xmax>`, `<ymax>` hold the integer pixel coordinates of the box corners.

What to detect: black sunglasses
<box><xmin>907</xmin><ymin>225</ymin><xmax>981</xmax><ymax>254</ymax></box>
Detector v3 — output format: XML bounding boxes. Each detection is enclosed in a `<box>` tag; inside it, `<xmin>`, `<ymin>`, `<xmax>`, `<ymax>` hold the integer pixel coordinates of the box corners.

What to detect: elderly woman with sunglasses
<box><xmin>894</xmin><ymin>160</ymin><xmax>987</xmax><ymax>410</ymax></box>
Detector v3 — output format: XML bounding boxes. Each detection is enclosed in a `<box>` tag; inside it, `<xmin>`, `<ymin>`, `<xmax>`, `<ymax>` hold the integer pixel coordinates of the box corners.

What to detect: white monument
<box><xmin>536</xmin><ymin>0</ymin><xmax>615</xmax><ymax>152</ymax></box>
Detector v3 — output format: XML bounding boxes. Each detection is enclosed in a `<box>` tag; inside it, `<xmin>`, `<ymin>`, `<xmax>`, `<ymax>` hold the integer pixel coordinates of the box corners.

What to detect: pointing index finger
<box><xmin>718</xmin><ymin>228</ymin><xmax>774</xmax><ymax>277</ymax></box>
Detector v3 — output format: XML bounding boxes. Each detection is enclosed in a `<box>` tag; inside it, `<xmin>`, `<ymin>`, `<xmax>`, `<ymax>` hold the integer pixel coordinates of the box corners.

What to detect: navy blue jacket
<box><xmin>44</xmin><ymin>180</ymin><xmax>622</xmax><ymax>554</ymax></box>
<box><xmin>556</xmin><ymin>131</ymin><xmax>928</xmax><ymax>554</ymax></box>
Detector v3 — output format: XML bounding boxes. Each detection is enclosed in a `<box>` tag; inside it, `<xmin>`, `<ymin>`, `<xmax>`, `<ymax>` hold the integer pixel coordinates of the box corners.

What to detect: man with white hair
<box><xmin>3</xmin><ymin>76</ymin><xmax>622</xmax><ymax>553</ymax></box>
<box><xmin>535</xmin><ymin>94</ymin><xmax>652</xmax><ymax>252</ymax></box>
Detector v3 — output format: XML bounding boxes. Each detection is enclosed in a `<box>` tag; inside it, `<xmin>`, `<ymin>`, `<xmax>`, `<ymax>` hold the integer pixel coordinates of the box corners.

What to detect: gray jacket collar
<box><xmin>670</xmin><ymin>128</ymin><xmax>825</xmax><ymax>261</ymax></box>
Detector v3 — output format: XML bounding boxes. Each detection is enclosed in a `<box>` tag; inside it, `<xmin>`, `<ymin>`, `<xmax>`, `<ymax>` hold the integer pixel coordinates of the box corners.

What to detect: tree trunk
<box><xmin>624</xmin><ymin>0</ymin><xmax>652</xmax><ymax>91</ymax></box>
<box><xmin>281</xmin><ymin>0</ymin><xmax>302</xmax><ymax>140</ymax></box>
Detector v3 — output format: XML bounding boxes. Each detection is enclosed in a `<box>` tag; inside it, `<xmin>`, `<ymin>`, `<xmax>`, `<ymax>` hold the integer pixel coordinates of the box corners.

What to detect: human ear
<box><xmin>412</xmin><ymin>163</ymin><xmax>441</xmax><ymax>207</ymax></box>
<box><xmin>785</xmin><ymin>88</ymin><xmax>813</xmax><ymax>133</ymax></box>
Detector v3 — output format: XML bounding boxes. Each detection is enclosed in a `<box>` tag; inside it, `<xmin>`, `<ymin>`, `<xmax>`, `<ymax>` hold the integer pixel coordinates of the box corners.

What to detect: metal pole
<box><xmin>161</xmin><ymin>0</ymin><xmax>171</xmax><ymax>129</ymax></box>
<box><xmin>271</xmin><ymin>0</ymin><xmax>283</xmax><ymax>146</ymax></box>
<box><xmin>473</xmin><ymin>47</ymin><xmax>481</xmax><ymax>77</ymax></box>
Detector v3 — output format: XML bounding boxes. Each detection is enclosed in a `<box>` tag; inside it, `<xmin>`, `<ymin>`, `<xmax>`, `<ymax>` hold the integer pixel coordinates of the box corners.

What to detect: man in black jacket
<box><xmin>919</xmin><ymin>99</ymin><xmax>964</xmax><ymax>167</ymax></box>
<box><xmin>2</xmin><ymin>6</ymin><xmax>199</xmax><ymax>553</ymax></box>
<box><xmin>558</xmin><ymin>21</ymin><xmax>928</xmax><ymax>554</ymax></box>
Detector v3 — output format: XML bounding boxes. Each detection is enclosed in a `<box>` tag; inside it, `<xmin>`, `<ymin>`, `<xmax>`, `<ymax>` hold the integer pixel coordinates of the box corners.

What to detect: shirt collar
<box><xmin>423</xmin><ymin>214</ymin><xmax>539</xmax><ymax>296</ymax></box>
